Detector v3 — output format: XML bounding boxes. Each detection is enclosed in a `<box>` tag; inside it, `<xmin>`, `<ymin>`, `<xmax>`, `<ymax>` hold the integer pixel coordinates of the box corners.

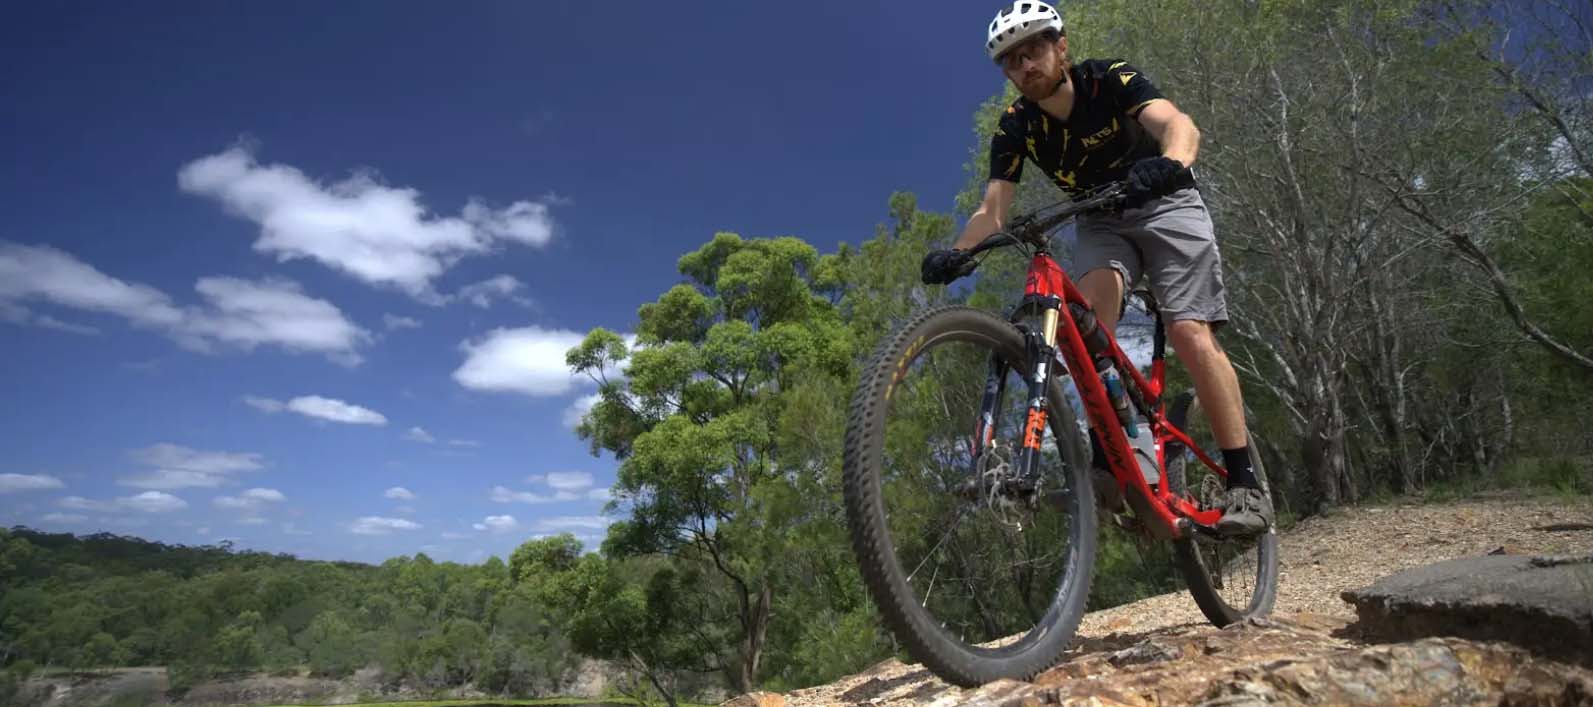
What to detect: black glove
<box><xmin>920</xmin><ymin>249</ymin><xmax>974</xmax><ymax>285</ymax></box>
<box><xmin>1124</xmin><ymin>156</ymin><xmax>1186</xmax><ymax>208</ymax></box>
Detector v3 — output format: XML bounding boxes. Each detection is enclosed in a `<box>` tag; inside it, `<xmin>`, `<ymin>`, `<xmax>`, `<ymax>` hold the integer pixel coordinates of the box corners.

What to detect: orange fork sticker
<box><xmin>1023</xmin><ymin>408</ymin><xmax>1046</xmax><ymax>450</ymax></box>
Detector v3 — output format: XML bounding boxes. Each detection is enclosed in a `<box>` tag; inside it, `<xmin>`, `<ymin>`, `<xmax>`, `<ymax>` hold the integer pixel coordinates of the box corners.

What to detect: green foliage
<box><xmin>570</xmin><ymin>229</ymin><xmax>867</xmax><ymax>695</ymax></box>
<box><xmin>779</xmin><ymin>607</ymin><xmax>889</xmax><ymax>689</ymax></box>
<box><xmin>0</xmin><ymin>670</ymin><xmax>17</xmax><ymax>707</ymax></box>
<box><xmin>0</xmin><ymin>530</ymin><xmax>581</xmax><ymax>699</ymax></box>
<box><xmin>165</xmin><ymin>661</ymin><xmax>209</xmax><ymax>698</ymax></box>
<box><xmin>509</xmin><ymin>534</ymin><xmax>583</xmax><ymax>585</ymax></box>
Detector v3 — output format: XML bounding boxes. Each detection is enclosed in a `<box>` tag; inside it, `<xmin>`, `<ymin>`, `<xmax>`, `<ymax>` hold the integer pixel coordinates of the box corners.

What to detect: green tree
<box><xmin>569</xmin><ymin>233</ymin><xmax>853</xmax><ymax>692</ymax></box>
<box><xmin>81</xmin><ymin>632</ymin><xmax>117</xmax><ymax>672</ymax></box>
<box><xmin>211</xmin><ymin>611</ymin><xmax>263</xmax><ymax>670</ymax></box>
<box><xmin>298</xmin><ymin>611</ymin><xmax>360</xmax><ymax>677</ymax></box>
<box><xmin>508</xmin><ymin>534</ymin><xmax>582</xmax><ymax>586</ymax></box>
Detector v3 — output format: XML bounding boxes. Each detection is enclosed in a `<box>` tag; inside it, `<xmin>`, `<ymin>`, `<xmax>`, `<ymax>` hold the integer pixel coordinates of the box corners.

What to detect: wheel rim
<box><xmin>1174</xmin><ymin>399</ymin><xmax>1269</xmax><ymax>614</ymax></box>
<box><xmin>875</xmin><ymin>332</ymin><xmax>1085</xmax><ymax>653</ymax></box>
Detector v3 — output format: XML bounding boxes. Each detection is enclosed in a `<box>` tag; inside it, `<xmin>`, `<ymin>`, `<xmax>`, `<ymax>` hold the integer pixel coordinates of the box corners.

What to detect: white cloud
<box><xmin>0</xmin><ymin>242</ymin><xmax>370</xmax><ymax>363</ymax></box>
<box><xmin>394</xmin><ymin>505</ymin><xmax>416</xmax><ymax>514</ymax></box>
<box><xmin>0</xmin><ymin>473</ymin><xmax>65</xmax><ymax>493</ymax></box>
<box><xmin>349</xmin><ymin>516</ymin><xmax>422</xmax><ymax>535</ymax></box>
<box><xmin>177</xmin><ymin>145</ymin><xmax>555</xmax><ymax>301</ymax></box>
<box><xmin>33</xmin><ymin>315</ymin><xmax>99</xmax><ymax>335</ymax></box>
<box><xmin>118</xmin><ymin>443</ymin><xmax>264</xmax><ymax>489</ymax></box>
<box><xmin>213</xmin><ymin>487</ymin><xmax>285</xmax><ymax>511</ymax></box>
<box><xmin>489</xmin><ymin>485</ymin><xmax>578</xmax><ymax>504</ymax></box>
<box><xmin>291</xmin><ymin>395</ymin><xmax>388</xmax><ymax>425</ymax></box>
<box><xmin>60</xmin><ymin>492</ymin><xmax>186</xmax><ymax>513</ymax></box>
<box><xmin>243</xmin><ymin>488</ymin><xmax>285</xmax><ymax>502</ymax></box>
<box><xmin>178</xmin><ymin>277</ymin><xmax>371</xmax><ymax>364</ymax></box>
<box><xmin>455</xmin><ymin>275</ymin><xmax>533</xmax><ymax>309</ymax></box>
<box><xmin>41</xmin><ymin>512</ymin><xmax>86</xmax><ymax>523</ymax></box>
<box><xmin>131</xmin><ymin>443</ymin><xmax>264</xmax><ymax>474</ymax></box>
<box><xmin>404</xmin><ymin>427</ymin><xmax>435</xmax><ymax>443</ymax></box>
<box><xmin>563</xmin><ymin>393</ymin><xmax>601</xmax><ymax>430</ymax></box>
<box><xmin>535</xmin><ymin>515</ymin><xmax>610</xmax><ymax>531</ymax></box>
<box><xmin>447</xmin><ymin>439</ymin><xmax>480</xmax><ymax>448</ymax></box>
<box><xmin>196</xmin><ymin>526</ymin><xmax>210</xmax><ymax>536</ymax></box>
<box><xmin>440</xmin><ymin>531</ymin><xmax>469</xmax><ymax>540</ymax></box>
<box><xmin>281</xmin><ymin>522</ymin><xmax>311</xmax><ymax>536</ymax></box>
<box><xmin>473</xmin><ymin>515</ymin><xmax>519</xmax><ymax>533</ymax></box>
<box><xmin>238</xmin><ymin>517</ymin><xmax>270</xmax><ymax>526</ymax></box>
<box><xmin>460</xmin><ymin>201</ymin><xmax>554</xmax><ymax>246</ymax></box>
<box><xmin>243</xmin><ymin>395</ymin><xmax>387</xmax><ymax>425</ymax></box>
<box><xmin>118</xmin><ymin>470</ymin><xmax>227</xmax><ymax>490</ymax></box>
<box><xmin>384</xmin><ymin>486</ymin><xmax>416</xmax><ymax>500</ymax></box>
<box><xmin>383</xmin><ymin>314</ymin><xmax>421</xmax><ymax>330</ymax></box>
<box><xmin>59</xmin><ymin>496</ymin><xmax>114</xmax><ymax>511</ymax></box>
<box><xmin>588</xmin><ymin>487</ymin><xmax>612</xmax><ymax>501</ymax></box>
<box><xmin>544</xmin><ymin>471</ymin><xmax>594</xmax><ymax>491</ymax></box>
<box><xmin>453</xmin><ymin>326</ymin><xmax>589</xmax><ymax>396</ymax></box>
<box><xmin>0</xmin><ymin>242</ymin><xmax>185</xmax><ymax>328</ymax></box>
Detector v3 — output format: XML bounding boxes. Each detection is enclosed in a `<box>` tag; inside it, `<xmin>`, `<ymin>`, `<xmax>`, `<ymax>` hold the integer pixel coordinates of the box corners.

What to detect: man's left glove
<box><xmin>1124</xmin><ymin>156</ymin><xmax>1187</xmax><ymax>208</ymax></box>
<box><xmin>920</xmin><ymin>249</ymin><xmax>974</xmax><ymax>285</ymax></box>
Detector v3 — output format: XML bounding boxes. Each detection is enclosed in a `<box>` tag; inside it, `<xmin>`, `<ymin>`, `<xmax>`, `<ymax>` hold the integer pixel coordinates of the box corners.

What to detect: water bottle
<box><xmin>1068</xmin><ymin>303</ymin><xmax>1138</xmax><ymax>437</ymax></box>
<box><xmin>1099</xmin><ymin>365</ymin><xmax>1138</xmax><ymax>437</ymax></box>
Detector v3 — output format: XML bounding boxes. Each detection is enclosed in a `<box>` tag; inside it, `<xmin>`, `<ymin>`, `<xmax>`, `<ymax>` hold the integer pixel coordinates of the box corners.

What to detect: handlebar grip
<box><xmin>954</xmin><ymin>256</ymin><xmax>980</xmax><ymax>278</ymax></box>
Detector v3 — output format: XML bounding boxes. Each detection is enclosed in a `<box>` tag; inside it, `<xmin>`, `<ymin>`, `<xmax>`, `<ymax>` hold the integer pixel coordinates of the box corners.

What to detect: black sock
<box><xmin>1222</xmin><ymin>447</ymin><xmax>1259</xmax><ymax>489</ymax></box>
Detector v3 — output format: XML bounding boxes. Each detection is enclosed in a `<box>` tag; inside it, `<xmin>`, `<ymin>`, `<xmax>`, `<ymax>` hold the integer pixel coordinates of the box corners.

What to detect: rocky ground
<box><xmin>762</xmin><ymin>492</ymin><xmax>1593</xmax><ymax>706</ymax></box>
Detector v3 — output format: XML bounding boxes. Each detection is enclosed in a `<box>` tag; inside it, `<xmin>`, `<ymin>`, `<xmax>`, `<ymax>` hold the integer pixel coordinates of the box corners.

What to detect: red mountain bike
<box><xmin>842</xmin><ymin>182</ymin><xmax>1279</xmax><ymax>686</ymax></box>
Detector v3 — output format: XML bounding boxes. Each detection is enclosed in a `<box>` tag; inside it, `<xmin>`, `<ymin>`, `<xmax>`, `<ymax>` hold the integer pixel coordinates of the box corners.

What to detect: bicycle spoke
<box><xmin>878</xmin><ymin>334</ymin><xmax>1083</xmax><ymax>648</ymax></box>
<box><xmin>906</xmin><ymin>507</ymin><xmax>968</xmax><ymax>584</ymax></box>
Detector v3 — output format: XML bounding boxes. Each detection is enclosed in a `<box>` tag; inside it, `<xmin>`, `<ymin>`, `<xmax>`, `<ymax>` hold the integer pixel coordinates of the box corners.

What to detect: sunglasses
<box><xmin>999</xmin><ymin>37</ymin><xmax>1058</xmax><ymax>72</ymax></box>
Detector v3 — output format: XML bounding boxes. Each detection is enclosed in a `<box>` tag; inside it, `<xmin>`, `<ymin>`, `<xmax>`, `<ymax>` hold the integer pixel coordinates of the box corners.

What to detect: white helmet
<box><xmin>985</xmin><ymin>1</ymin><xmax>1064</xmax><ymax>62</ymax></box>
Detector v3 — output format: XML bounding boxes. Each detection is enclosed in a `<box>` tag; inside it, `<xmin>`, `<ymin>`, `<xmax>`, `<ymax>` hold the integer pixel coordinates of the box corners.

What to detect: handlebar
<box><xmin>966</xmin><ymin>182</ymin><xmax>1129</xmax><ymax>259</ymax></box>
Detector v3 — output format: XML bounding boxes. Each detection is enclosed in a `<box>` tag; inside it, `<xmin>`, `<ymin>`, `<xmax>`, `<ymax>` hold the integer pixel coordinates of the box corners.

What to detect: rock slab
<box><xmin>1341</xmin><ymin>553</ymin><xmax>1593</xmax><ymax>664</ymax></box>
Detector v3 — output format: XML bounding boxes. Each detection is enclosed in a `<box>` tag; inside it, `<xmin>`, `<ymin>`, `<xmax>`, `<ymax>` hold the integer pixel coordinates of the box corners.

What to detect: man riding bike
<box><xmin>920</xmin><ymin>1</ymin><xmax>1272</xmax><ymax>536</ymax></box>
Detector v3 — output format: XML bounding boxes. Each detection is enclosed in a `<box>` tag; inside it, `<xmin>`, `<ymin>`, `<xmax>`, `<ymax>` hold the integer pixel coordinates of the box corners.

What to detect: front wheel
<box><xmin>843</xmin><ymin>306</ymin><xmax>1096</xmax><ymax>687</ymax></box>
<box><xmin>1165</xmin><ymin>391</ymin><xmax>1280</xmax><ymax>627</ymax></box>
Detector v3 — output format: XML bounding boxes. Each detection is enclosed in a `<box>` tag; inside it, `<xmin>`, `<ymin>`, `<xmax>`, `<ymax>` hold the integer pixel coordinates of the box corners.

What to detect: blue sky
<box><xmin>0</xmin><ymin>3</ymin><xmax>1019</xmax><ymax>564</ymax></box>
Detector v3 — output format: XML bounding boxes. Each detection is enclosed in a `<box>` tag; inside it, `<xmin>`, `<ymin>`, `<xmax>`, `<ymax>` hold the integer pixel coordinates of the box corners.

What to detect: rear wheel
<box><xmin>843</xmin><ymin>306</ymin><xmax>1096</xmax><ymax>687</ymax></box>
<box><xmin>1165</xmin><ymin>391</ymin><xmax>1280</xmax><ymax>627</ymax></box>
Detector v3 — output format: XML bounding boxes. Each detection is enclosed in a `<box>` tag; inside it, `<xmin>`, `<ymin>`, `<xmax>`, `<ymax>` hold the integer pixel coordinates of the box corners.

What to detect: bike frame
<box><xmin>972</xmin><ymin>246</ymin><xmax>1227</xmax><ymax>540</ymax></box>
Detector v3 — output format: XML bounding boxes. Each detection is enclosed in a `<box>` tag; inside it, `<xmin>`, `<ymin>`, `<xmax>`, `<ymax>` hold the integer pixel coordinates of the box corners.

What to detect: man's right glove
<box><xmin>920</xmin><ymin>249</ymin><xmax>974</xmax><ymax>285</ymax></box>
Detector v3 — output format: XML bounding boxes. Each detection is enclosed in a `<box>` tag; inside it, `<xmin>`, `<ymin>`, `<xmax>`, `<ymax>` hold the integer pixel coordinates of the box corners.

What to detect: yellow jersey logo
<box><xmin>1080</xmin><ymin>119</ymin><xmax>1119</xmax><ymax>149</ymax></box>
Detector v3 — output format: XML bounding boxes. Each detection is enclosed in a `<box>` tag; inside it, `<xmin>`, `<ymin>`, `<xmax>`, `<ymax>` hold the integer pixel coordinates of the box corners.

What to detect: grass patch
<box><xmin>1418</xmin><ymin>455</ymin><xmax>1593</xmax><ymax>503</ymax></box>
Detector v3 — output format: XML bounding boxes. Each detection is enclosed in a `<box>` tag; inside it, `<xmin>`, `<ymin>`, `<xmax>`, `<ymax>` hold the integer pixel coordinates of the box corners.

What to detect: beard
<box><xmin>1014</xmin><ymin>55</ymin><xmax>1068</xmax><ymax>102</ymax></box>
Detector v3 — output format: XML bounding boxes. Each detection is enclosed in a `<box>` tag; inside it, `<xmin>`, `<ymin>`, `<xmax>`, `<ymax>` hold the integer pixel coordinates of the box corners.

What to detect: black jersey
<box><xmin>989</xmin><ymin>59</ymin><xmax>1170</xmax><ymax>195</ymax></box>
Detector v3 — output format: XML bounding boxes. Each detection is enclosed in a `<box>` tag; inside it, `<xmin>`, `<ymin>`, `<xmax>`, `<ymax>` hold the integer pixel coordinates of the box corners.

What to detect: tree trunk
<box><xmin>1302</xmin><ymin>402</ymin><xmax>1349</xmax><ymax>511</ymax></box>
<box><xmin>739</xmin><ymin>582</ymin><xmax>772</xmax><ymax>693</ymax></box>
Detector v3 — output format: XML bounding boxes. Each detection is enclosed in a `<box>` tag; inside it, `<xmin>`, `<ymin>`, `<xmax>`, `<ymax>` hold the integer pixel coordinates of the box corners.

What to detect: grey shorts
<box><xmin>1075</xmin><ymin>187</ymin><xmax>1228</xmax><ymax>324</ymax></box>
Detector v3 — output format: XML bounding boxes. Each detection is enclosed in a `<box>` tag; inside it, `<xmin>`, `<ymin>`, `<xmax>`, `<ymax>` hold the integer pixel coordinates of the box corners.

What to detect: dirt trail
<box><xmin>776</xmin><ymin>492</ymin><xmax>1593</xmax><ymax>706</ymax></box>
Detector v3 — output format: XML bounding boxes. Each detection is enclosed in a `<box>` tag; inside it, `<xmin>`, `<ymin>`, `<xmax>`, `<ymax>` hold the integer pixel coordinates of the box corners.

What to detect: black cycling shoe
<box><xmin>1214</xmin><ymin>486</ymin><xmax>1273</xmax><ymax>537</ymax></box>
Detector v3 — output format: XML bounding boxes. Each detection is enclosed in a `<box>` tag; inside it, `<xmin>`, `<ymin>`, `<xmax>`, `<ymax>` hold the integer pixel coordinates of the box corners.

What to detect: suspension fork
<box><xmin>971</xmin><ymin>356</ymin><xmax>1010</xmax><ymax>458</ymax></box>
<box><xmin>972</xmin><ymin>300</ymin><xmax>1062</xmax><ymax>483</ymax></box>
<box><xmin>1015</xmin><ymin>302</ymin><xmax>1061</xmax><ymax>478</ymax></box>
